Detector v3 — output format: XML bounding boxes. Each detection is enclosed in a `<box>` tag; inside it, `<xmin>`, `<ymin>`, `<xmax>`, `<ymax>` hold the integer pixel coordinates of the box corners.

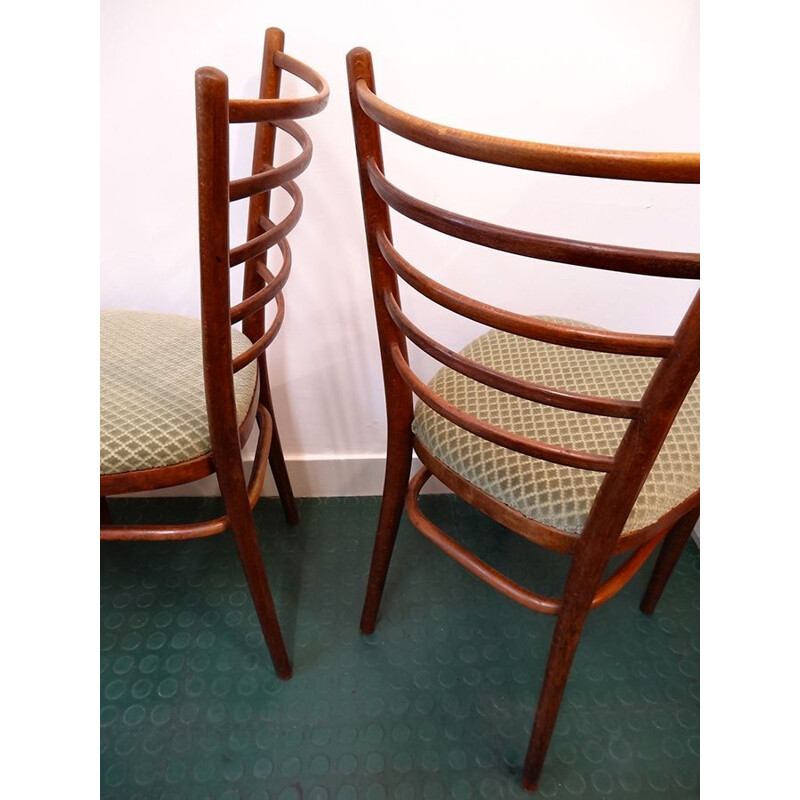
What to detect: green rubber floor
<box><xmin>100</xmin><ymin>496</ymin><xmax>699</xmax><ymax>799</ymax></box>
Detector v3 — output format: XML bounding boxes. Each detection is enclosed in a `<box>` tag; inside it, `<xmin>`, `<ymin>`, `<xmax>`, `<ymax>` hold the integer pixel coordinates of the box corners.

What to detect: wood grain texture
<box><xmin>101</xmin><ymin>29</ymin><xmax>328</xmax><ymax>674</ymax></box>
<box><xmin>346</xmin><ymin>45</ymin><xmax>699</xmax><ymax>792</ymax></box>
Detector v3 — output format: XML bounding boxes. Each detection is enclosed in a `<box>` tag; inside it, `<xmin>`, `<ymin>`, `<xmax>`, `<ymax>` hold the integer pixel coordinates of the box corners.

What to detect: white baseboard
<box><xmin>121</xmin><ymin>454</ymin><xmax>449</xmax><ymax>498</ymax></box>
<box><xmin>120</xmin><ymin>454</ymin><xmax>700</xmax><ymax>548</ymax></box>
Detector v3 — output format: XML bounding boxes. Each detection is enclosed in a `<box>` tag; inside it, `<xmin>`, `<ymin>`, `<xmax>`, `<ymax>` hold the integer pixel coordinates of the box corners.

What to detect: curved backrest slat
<box><xmin>229</xmin><ymin>181</ymin><xmax>302</xmax><ymax>267</ymax></box>
<box><xmin>353</xmin><ymin>71</ymin><xmax>699</xmax><ymax>183</ymax></box>
<box><xmin>232</xmin><ymin>291</ymin><xmax>286</xmax><ymax>373</ymax></box>
<box><xmin>377</xmin><ymin>230</ymin><xmax>674</xmax><ymax>358</ymax></box>
<box><xmin>228</xmin><ymin>52</ymin><xmax>329</xmax><ymax>123</ymax></box>
<box><xmin>195</xmin><ymin>29</ymin><xmax>327</xmax><ymax>460</ymax></box>
<box><xmin>390</xmin><ymin>343</ymin><xmax>615</xmax><ymax>472</ymax></box>
<box><xmin>229</xmin><ymin>120</ymin><xmax>312</xmax><ymax>202</ymax></box>
<box><xmin>383</xmin><ymin>291</ymin><xmax>641</xmax><ymax>420</ymax></box>
<box><xmin>347</xmin><ymin>45</ymin><xmax>699</xmax><ymax>546</ymax></box>
<box><xmin>230</xmin><ymin>240</ymin><xmax>291</xmax><ymax>325</ymax></box>
<box><xmin>368</xmin><ymin>159</ymin><xmax>699</xmax><ymax>280</ymax></box>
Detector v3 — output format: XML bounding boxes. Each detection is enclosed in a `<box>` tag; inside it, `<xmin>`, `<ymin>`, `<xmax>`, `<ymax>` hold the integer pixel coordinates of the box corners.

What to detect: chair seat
<box><xmin>412</xmin><ymin>320</ymin><xmax>699</xmax><ymax>535</ymax></box>
<box><xmin>100</xmin><ymin>310</ymin><xmax>258</xmax><ymax>476</ymax></box>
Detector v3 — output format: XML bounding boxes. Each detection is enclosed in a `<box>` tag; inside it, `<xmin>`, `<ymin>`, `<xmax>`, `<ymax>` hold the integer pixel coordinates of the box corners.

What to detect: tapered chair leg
<box><xmin>219</xmin><ymin>457</ymin><xmax>292</xmax><ymax>679</ymax></box>
<box><xmin>359</xmin><ymin>420</ymin><xmax>414</xmax><ymax>634</ymax></box>
<box><xmin>640</xmin><ymin>506</ymin><xmax>699</xmax><ymax>615</ymax></box>
<box><xmin>522</xmin><ymin>598</ymin><xmax>594</xmax><ymax>791</ymax></box>
<box><xmin>260</xmin><ymin>358</ymin><xmax>299</xmax><ymax>525</ymax></box>
<box><xmin>230</xmin><ymin>515</ymin><xmax>292</xmax><ymax>679</ymax></box>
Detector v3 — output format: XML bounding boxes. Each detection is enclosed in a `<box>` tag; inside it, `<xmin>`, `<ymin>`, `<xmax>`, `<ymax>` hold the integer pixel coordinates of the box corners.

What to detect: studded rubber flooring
<box><xmin>100</xmin><ymin>496</ymin><xmax>700</xmax><ymax>799</ymax></box>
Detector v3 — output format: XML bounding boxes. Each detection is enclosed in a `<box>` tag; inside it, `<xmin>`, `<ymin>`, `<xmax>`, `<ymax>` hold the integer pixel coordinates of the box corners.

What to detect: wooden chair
<box><xmin>347</xmin><ymin>47</ymin><xmax>699</xmax><ymax>790</ymax></box>
<box><xmin>100</xmin><ymin>29</ymin><xmax>328</xmax><ymax>680</ymax></box>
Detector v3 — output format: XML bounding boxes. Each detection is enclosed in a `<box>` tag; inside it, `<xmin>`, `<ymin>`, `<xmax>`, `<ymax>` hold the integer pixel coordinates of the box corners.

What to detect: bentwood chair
<box><xmin>100</xmin><ymin>29</ymin><xmax>328</xmax><ymax>679</ymax></box>
<box><xmin>347</xmin><ymin>47</ymin><xmax>699</xmax><ymax>790</ymax></box>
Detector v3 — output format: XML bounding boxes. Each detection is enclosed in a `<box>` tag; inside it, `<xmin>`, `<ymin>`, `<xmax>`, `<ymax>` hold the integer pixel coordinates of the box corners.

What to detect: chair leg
<box><xmin>359</xmin><ymin>421</ymin><xmax>414</xmax><ymax>634</ymax></box>
<box><xmin>521</xmin><ymin>596</ymin><xmax>594</xmax><ymax>791</ymax></box>
<box><xmin>260</xmin><ymin>358</ymin><xmax>298</xmax><ymax>525</ymax></box>
<box><xmin>640</xmin><ymin>506</ymin><xmax>699</xmax><ymax>615</ymax></box>
<box><xmin>220</xmin><ymin>468</ymin><xmax>292</xmax><ymax>679</ymax></box>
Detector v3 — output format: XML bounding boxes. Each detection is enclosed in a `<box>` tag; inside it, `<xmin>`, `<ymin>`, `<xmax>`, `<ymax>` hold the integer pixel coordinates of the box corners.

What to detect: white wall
<box><xmin>101</xmin><ymin>0</ymin><xmax>699</xmax><ymax>496</ymax></box>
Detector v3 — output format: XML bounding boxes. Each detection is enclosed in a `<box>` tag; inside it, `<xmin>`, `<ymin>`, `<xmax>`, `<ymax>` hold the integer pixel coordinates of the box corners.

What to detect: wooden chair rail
<box><xmin>367</xmin><ymin>159</ymin><xmax>699</xmax><ymax>279</ymax></box>
<box><xmin>228</xmin><ymin>51</ymin><xmax>329</xmax><ymax>123</ymax></box>
<box><xmin>406</xmin><ymin>467</ymin><xmax>666</xmax><ymax>615</ymax></box>
<box><xmin>406</xmin><ymin>467</ymin><xmax>561</xmax><ymax>614</ymax></box>
<box><xmin>354</xmin><ymin>75</ymin><xmax>699</xmax><ymax>183</ymax></box>
<box><xmin>383</xmin><ymin>291</ymin><xmax>641</xmax><ymax>420</ymax></box>
<box><xmin>229</xmin><ymin>181</ymin><xmax>302</xmax><ymax>267</ymax></box>
<box><xmin>414</xmin><ymin>438</ymin><xmax>697</xmax><ymax>558</ymax></box>
<box><xmin>390</xmin><ymin>342</ymin><xmax>615</xmax><ymax>472</ymax></box>
<box><xmin>229</xmin><ymin>120</ymin><xmax>312</xmax><ymax>202</ymax></box>
<box><xmin>101</xmin><ymin>406</ymin><xmax>272</xmax><ymax>541</ymax></box>
<box><xmin>591</xmin><ymin>535</ymin><xmax>662</xmax><ymax>607</ymax></box>
<box><xmin>376</xmin><ymin>230</ymin><xmax>675</xmax><ymax>358</ymax></box>
<box><xmin>231</xmin><ymin>240</ymin><xmax>291</xmax><ymax>324</ymax></box>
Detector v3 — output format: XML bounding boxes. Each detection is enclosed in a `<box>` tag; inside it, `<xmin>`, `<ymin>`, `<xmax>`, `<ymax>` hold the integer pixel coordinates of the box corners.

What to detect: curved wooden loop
<box><xmin>368</xmin><ymin>160</ymin><xmax>699</xmax><ymax>279</ymax></box>
<box><xmin>384</xmin><ymin>291</ymin><xmax>640</xmax><ymax>420</ymax></box>
<box><xmin>590</xmin><ymin>535</ymin><xmax>662</xmax><ymax>609</ymax></box>
<box><xmin>231</xmin><ymin>238</ymin><xmax>291</xmax><ymax>324</ymax></box>
<box><xmin>233</xmin><ymin>288</ymin><xmax>286</xmax><ymax>374</ymax></box>
<box><xmin>406</xmin><ymin>467</ymin><xmax>561</xmax><ymax>614</ymax></box>
<box><xmin>229</xmin><ymin>120</ymin><xmax>312</xmax><ymax>202</ymax></box>
<box><xmin>229</xmin><ymin>180</ymin><xmax>303</xmax><ymax>267</ymax></box>
<box><xmin>354</xmin><ymin>76</ymin><xmax>699</xmax><ymax>183</ymax></box>
<box><xmin>100</xmin><ymin>406</ymin><xmax>273</xmax><ymax>540</ymax></box>
<box><xmin>406</xmin><ymin>465</ymin><xmax>666</xmax><ymax>615</ymax></box>
<box><xmin>391</xmin><ymin>343</ymin><xmax>614</xmax><ymax>472</ymax></box>
<box><xmin>229</xmin><ymin>51</ymin><xmax>329</xmax><ymax>123</ymax></box>
<box><xmin>377</xmin><ymin>230</ymin><xmax>674</xmax><ymax>358</ymax></box>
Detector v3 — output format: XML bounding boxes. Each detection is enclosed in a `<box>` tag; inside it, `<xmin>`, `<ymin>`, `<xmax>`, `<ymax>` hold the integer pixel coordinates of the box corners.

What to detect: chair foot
<box><xmin>259</xmin><ymin>359</ymin><xmax>299</xmax><ymax>525</ymax></box>
<box><xmin>232</xmin><ymin>521</ymin><xmax>293</xmax><ymax>677</ymax></box>
<box><xmin>268</xmin><ymin>427</ymin><xmax>299</xmax><ymax>526</ymax></box>
<box><xmin>640</xmin><ymin>506</ymin><xmax>699</xmax><ymax>615</ymax></box>
<box><xmin>359</xmin><ymin>428</ymin><xmax>413</xmax><ymax>634</ymax></box>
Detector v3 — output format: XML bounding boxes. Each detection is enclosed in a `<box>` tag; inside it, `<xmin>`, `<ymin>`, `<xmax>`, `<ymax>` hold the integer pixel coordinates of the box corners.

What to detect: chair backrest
<box><xmin>346</xmin><ymin>47</ymin><xmax>699</xmax><ymax>555</ymax></box>
<box><xmin>194</xmin><ymin>28</ymin><xmax>328</xmax><ymax>460</ymax></box>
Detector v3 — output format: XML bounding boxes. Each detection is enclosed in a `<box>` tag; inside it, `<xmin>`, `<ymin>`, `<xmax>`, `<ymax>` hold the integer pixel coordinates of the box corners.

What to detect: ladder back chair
<box><xmin>347</xmin><ymin>46</ymin><xmax>699</xmax><ymax>790</ymax></box>
<box><xmin>100</xmin><ymin>29</ymin><xmax>328</xmax><ymax>680</ymax></box>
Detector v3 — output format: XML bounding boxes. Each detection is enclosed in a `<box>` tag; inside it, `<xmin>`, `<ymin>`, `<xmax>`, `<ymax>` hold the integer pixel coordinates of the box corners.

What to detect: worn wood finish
<box><xmin>100</xmin><ymin>29</ymin><xmax>328</xmax><ymax>676</ymax></box>
<box><xmin>367</xmin><ymin>159</ymin><xmax>699</xmax><ymax>279</ymax></box>
<box><xmin>354</xmin><ymin>77</ymin><xmax>699</xmax><ymax>182</ymax></box>
<box><xmin>347</xmin><ymin>46</ymin><xmax>699</xmax><ymax>791</ymax></box>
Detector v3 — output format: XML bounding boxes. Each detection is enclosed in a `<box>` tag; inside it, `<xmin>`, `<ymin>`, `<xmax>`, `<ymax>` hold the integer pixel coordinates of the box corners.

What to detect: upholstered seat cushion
<box><xmin>412</xmin><ymin>320</ymin><xmax>699</xmax><ymax>535</ymax></box>
<box><xmin>100</xmin><ymin>310</ymin><xmax>258</xmax><ymax>476</ymax></box>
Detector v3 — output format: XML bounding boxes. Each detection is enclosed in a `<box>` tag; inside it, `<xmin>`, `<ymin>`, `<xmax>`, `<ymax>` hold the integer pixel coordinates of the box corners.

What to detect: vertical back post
<box><xmin>347</xmin><ymin>48</ymin><xmax>412</xmax><ymax>420</ymax></box>
<box><xmin>522</xmin><ymin>291</ymin><xmax>700</xmax><ymax>788</ymax></box>
<box><xmin>243</xmin><ymin>27</ymin><xmax>285</xmax><ymax>344</ymax></box>
<box><xmin>195</xmin><ymin>67</ymin><xmax>240</xmax><ymax>472</ymax></box>
<box><xmin>348</xmin><ymin>48</ymin><xmax>415</xmax><ymax>633</ymax></box>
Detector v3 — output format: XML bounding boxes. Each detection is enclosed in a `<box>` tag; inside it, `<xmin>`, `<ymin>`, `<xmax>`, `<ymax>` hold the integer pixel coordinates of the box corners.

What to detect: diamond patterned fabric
<box><xmin>412</xmin><ymin>320</ymin><xmax>699</xmax><ymax>534</ymax></box>
<box><xmin>100</xmin><ymin>310</ymin><xmax>258</xmax><ymax>476</ymax></box>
